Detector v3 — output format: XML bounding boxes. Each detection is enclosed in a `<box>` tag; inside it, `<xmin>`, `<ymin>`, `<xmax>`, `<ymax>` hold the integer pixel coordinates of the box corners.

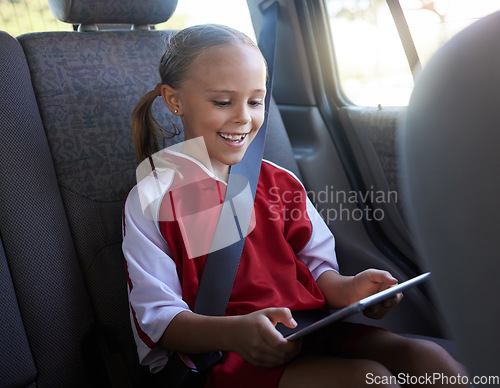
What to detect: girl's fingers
<box><xmin>364</xmin><ymin>292</ymin><xmax>403</xmax><ymax>319</ymax></box>
<box><xmin>368</xmin><ymin>269</ymin><xmax>398</xmax><ymax>286</ymax></box>
<box><xmin>263</xmin><ymin>307</ymin><xmax>298</xmax><ymax>328</ymax></box>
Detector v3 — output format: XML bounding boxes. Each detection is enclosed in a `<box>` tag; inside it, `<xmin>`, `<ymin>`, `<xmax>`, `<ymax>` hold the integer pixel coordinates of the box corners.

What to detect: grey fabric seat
<box><xmin>1</xmin><ymin>0</ymin><xmax>299</xmax><ymax>386</ymax></box>
<box><xmin>0</xmin><ymin>31</ymin><xmax>96</xmax><ymax>387</ymax></box>
<box><xmin>0</xmin><ymin>233</ymin><xmax>37</xmax><ymax>387</ymax></box>
<box><xmin>401</xmin><ymin>10</ymin><xmax>500</xmax><ymax>379</ymax></box>
<box><xmin>18</xmin><ymin>27</ymin><xmax>177</xmax><ymax>387</ymax></box>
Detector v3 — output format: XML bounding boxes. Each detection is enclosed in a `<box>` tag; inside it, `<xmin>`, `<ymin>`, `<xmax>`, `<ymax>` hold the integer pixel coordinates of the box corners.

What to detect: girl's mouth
<box><xmin>218</xmin><ymin>132</ymin><xmax>248</xmax><ymax>143</ymax></box>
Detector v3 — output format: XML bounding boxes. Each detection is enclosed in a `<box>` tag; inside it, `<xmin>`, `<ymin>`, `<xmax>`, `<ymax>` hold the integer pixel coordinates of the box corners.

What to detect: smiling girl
<box><xmin>123</xmin><ymin>24</ymin><xmax>467</xmax><ymax>388</ymax></box>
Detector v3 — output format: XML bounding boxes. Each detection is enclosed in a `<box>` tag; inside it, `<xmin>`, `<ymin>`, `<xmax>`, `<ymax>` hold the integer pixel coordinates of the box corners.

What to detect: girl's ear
<box><xmin>161</xmin><ymin>84</ymin><xmax>182</xmax><ymax>115</ymax></box>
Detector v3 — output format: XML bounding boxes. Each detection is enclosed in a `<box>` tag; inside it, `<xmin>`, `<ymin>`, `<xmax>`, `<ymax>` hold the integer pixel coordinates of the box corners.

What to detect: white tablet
<box><xmin>285</xmin><ymin>272</ymin><xmax>431</xmax><ymax>341</ymax></box>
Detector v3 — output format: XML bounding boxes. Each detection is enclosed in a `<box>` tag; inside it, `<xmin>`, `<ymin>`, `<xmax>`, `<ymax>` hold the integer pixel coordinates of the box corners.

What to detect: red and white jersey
<box><xmin>122</xmin><ymin>151</ymin><xmax>339</xmax><ymax>372</ymax></box>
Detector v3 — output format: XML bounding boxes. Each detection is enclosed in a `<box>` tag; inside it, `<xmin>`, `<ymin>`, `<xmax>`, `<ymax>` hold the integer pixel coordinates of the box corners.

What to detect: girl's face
<box><xmin>163</xmin><ymin>44</ymin><xmax>267</xmax><ymax>181</ymax></box>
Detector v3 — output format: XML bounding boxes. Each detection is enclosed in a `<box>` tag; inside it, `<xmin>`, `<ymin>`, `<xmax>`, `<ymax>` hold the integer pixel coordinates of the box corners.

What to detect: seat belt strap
<box><xmin>193</xmin><ymin>0</ymin><xmax>280</xmax><ymax>317</ymax></box>
<box><xmin>386</xmin><ymin>0</ymin><xmax>421</xmax><ymax>81</ymax></box>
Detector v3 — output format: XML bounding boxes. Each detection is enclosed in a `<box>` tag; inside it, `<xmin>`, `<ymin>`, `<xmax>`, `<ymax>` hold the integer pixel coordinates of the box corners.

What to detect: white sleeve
<box><xmin>122</xmin><ymin>185</ymin><xmax>190</xmax><ymax>372</ymax></box>
<box><xmin>297</xmin><ymin>197</ymin><xmax>340</xmax><ymax>280</ymax></box>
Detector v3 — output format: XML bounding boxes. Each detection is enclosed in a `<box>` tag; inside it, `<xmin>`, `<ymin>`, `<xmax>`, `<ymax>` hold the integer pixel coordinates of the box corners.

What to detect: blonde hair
<box><xmin>131</xmin><ymin>24</ymin><xmax>263</xmax><ymax>164</ymax></box>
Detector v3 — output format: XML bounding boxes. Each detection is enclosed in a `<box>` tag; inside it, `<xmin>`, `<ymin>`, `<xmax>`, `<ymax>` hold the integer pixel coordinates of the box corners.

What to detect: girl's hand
<box><xmin>349</xmin><ymin>269</ymin><xmax>403</xmax><ymax>319</ymax></box>
<box><xmin>230</xmin><ymin>308</ymin><xmax>301</xmax><ymax>368</ymax></box>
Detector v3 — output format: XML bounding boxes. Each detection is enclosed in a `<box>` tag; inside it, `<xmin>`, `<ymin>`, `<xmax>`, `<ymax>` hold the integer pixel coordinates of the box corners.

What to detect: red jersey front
<box><xmin>158</xmin><ymin>153</ymin><xmax>329</xmax><ymax>315</ymax></box>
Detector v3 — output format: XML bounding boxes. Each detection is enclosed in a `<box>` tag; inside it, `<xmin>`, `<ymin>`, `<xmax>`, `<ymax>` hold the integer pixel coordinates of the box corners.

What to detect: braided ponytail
<box><xmin>130</xmin><ymin>84</ymin><xmax>180</xmax><ymax>164</ymax></box>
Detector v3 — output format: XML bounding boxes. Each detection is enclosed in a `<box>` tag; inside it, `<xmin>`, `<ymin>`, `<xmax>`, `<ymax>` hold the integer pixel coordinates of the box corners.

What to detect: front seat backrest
<box><xmin>401</xmin><ymin>10</ymin><xmax>500</xmax><ymax>379</ymax></box>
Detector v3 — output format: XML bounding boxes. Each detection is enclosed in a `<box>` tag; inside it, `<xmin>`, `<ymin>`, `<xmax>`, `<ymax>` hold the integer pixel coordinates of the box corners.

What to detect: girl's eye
<box><xmin>249</xmin><ymin>100</ymin><xmax>263</xmax><ymax>107</ymax></box>
<box><xmin>213</xmin><ymin>101</ymin><xmax>230</xmax><ymax>107</ymax></box>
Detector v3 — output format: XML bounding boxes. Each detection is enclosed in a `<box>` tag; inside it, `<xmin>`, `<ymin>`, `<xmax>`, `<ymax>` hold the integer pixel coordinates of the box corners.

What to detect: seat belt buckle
<box><xmin>187</xmin><ymin>351</ymin><xmax>224</xmax><ymax>372</ymax></box>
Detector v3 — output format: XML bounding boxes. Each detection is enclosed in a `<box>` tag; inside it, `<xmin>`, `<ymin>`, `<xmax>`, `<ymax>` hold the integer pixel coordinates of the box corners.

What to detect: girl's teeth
<box><xmin>220</xmin><ymin>133</ymin><xmax>245</xmax><ymax>142</ymax></box>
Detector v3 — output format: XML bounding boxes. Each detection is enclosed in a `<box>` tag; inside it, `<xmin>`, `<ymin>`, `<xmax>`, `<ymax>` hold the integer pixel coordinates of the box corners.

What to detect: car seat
<box><xmin>401</xmin><ymin>10</ymin><xmax>500</xmax><ymax>379</ymax></box>
<box><xmin>8</xmin><ymin>0</ymin><xmax>299</xmax><ymax>386</ymax></box>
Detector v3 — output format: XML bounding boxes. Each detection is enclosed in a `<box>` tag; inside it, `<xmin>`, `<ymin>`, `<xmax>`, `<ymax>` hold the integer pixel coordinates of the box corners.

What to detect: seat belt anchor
<box><xmin>258</xmin><ymin>0</ymin><xmax>279</xmax><ymax>15</ymax></box>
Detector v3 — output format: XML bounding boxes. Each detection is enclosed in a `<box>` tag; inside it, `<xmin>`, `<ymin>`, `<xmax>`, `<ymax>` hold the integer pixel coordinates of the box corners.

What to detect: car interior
<box><xmin>0</xmin><ymin>0</ymin><xmax>498</xmax><ymax>386</ymax></box>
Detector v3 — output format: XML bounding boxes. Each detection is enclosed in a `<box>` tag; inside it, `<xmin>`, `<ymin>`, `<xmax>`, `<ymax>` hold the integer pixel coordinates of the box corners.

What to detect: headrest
<box><xmin>48</xmin><ymin>0</ymin><xmax>178</xmax><ymax>26</ymax></box>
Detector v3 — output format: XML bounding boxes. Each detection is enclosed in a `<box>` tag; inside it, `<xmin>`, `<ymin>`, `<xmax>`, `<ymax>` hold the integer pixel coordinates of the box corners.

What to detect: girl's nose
<box><xmin>234</xmin><ymin>103</ymin><xmax>251</xmax><ymax>124</ymax></box>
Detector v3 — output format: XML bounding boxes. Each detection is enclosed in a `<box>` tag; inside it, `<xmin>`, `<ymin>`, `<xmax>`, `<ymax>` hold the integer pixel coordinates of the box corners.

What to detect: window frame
<box><xmin>293</xmin><ymin>0</ymin><xmax>421</xmax><ymax>276</ymax></box>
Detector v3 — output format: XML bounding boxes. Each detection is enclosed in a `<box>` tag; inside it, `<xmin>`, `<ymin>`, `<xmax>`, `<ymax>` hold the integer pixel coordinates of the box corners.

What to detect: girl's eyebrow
<box><xmin>205</xmin><ymin>88</ymin><xmax>266</xmax><ymax>94</ymax></box>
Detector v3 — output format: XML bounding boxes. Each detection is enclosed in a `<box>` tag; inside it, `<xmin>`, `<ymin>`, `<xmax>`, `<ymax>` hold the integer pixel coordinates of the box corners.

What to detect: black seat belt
<box><xmin>386</xmin><ymin>0</ymin><xmax>421</xmax><ymax>81</ymax></box>
<box><xmin>163</xmin><ymin>1</ymin><xmax>280</xmax><ymax>385</ymax></box>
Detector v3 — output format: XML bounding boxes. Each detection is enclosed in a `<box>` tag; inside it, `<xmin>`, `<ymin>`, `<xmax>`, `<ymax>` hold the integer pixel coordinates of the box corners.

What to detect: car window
<box><xmin>157</xmin><ymin>0</ymin><xmax>256</xmax><ymax>40</ymax></box>
<box><xmin>0</xmin><ymin>0</ymin><xmax>255</xmax><ymax>40</ymax></box>
<box><xmin>0</xmin><ymin>0</ymin><xmax>71</xmax><ymax>36</ymax></box>
<box><xmin>326</xmin><ymin>0</ymin><xmax>500</xmax><ymax>107</ymax></box>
